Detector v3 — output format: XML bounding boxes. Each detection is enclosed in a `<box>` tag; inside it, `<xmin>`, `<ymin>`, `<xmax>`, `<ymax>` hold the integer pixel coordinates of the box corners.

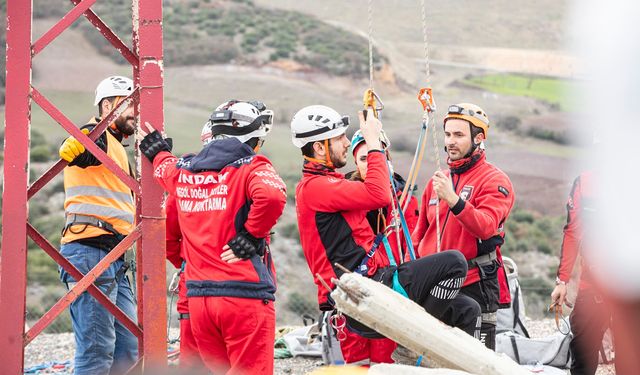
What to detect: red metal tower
<box><xmin>0</xmin><ymin>0</ymin><xmax>167</xmax><ymax>373</ymax></box>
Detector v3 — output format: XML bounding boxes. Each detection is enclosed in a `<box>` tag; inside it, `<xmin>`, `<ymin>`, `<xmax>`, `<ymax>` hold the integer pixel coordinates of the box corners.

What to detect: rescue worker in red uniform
<box><xmin>165</xmin><ymin>193</ymin><xmax>205</xmax><ymax>371</ymax></box>
<box><xmin>290</xmin><ymin>105</ymin><xmax>481</xmax><ymax>365</ymax></box>
<box><xmin>413</xmin><ymin>103</ymin><xmax>515</xmax><ymax>350</ymax></box>
<box><xmin>550</xmin><ymin>171</ymin><xmax>615</xmax><ymax>375</ymax></box>
<box><xmin>140</xmin><ymin>100</ymin><xmax>287</xmax><ymax>375</ymax></box>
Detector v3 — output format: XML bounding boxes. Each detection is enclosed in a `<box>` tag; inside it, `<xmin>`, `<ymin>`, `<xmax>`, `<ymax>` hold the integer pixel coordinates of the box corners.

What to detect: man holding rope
<box><xmin>413</xmin><ymin>103</ymin><xmax>515</xmax><ymax>350</ymax></box>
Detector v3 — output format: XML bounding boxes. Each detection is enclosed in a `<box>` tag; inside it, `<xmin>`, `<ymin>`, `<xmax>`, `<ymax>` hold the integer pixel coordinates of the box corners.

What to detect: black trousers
<box><xmin>460</xmin><ymin>281</ymin><xmax>498</xmax><ymax>349</ymax></box>
<box><xmin>570</xmin><ymin>288</ymin><xmax>612</xmax><ymax>375</ymax></box>
<box><xmin>346</xmin><ymin>251</ymin><xmax>480</xmax><ymax>338</ymax></box>
<box><xmin>391</xmin><ymin>251</ymin><xmax>480</xmax><ymax>336</ymax></box>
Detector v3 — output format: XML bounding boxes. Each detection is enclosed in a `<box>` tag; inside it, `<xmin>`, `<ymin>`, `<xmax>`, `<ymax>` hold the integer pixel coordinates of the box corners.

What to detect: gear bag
<box><xmin>496</xmin><ymin>256</ymin><xmax>530</xmax><ymax>337</ymax></box>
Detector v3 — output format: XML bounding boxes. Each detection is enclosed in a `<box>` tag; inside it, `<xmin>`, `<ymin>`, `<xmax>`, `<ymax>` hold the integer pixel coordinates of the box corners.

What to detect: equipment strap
<box><xmin>63</xmin><ymin>213</ymin><xmax>125</xmax><ymax>240</ymax></box>
<box><xmin>104</xmin><ymin>260</ymin><xmax>131</xmax><ymax>296</ymax></box>
<box><xmin>467</xmin><ymin>250</ymin><xmax>497</xmax><ymax>269</ymax></box>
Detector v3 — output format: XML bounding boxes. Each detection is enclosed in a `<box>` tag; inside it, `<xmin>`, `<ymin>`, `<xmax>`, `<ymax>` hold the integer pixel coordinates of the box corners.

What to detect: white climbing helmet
<box><xmin>94</xmin><ymin>76</ymin><xmax>134</xmax><ymax>106</ymax></box>
<box><xmin>290</xmin><ymin>105</ymin><xmax>349</xmax><ymax>148</ymax></box>
<box><xmin>201</xmin><ymin>100</ymin><xmax>273</xmax><ymax>145</ymax></box>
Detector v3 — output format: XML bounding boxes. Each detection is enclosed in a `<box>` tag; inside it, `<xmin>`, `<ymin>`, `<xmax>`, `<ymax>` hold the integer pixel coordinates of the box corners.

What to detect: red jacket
<box><xmin>296</xmin><ymin>151</ymin><xmax>392</xmax><ymax>310</ymax></box>
<box><xmin>412</xmin><ymin>152</ymin><xmax>514</xmax><ymax>307</ymax></box>
<box><xmin>557</xmin><ymin>171</ymin><xmax>594</xmax><ymax>290</ymax></box>
<box><xmin>165</xmin><ymin>194</ymin><xmax>188</xmax><ymax>313</ymax></box>
<box><xmin>153</xmin><ymin>138</ymin><xmax>287</xmax><ymax>301</ymax></box>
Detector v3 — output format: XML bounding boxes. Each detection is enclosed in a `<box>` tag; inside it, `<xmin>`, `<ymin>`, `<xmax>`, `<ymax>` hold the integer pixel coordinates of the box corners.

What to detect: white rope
<box><xmin>419</xmin><ymin>0</ymin><xmax>442</xmax><ymax>252</ymax></box>
<box><xmin>419</xmin><ymin>0</ymin><xmax>432</xmax><ymax>86</ymax></box>
<box><xmin>368</xmin><ymin>0</ymin><xmax>375</xmax><ymax>89</ymax></box>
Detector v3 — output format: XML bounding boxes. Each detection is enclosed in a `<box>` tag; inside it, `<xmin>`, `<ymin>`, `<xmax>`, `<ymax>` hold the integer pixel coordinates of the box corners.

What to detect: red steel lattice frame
<box><xmin>0</xmin><ymin>0</ymin><xmax>167</xmax><ymax>373</ymax></box>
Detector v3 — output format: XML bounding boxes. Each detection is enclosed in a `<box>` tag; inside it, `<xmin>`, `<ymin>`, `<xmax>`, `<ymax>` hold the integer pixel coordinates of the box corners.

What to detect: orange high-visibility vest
<box><xmin>62</xmin><ymin>125</ymin><xmax>134</xmax><ymax>244</ymax></box>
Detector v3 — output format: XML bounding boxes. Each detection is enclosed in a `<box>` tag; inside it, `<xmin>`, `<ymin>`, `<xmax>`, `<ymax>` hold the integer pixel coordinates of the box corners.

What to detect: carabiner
<box><xmin>363</xmin><ymin>89</ymin><xmax>384</xmax><ymax>119</ymax></box>
<box><xmin>417</xmin><ymin>87</ymin><xmax>436</xmax><ymax>113</ymax></box>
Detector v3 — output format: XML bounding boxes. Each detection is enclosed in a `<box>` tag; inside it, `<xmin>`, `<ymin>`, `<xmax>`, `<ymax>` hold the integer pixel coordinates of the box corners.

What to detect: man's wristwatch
<box><xmin>555</xmin><ymin>277</ymin><xmax>567</xmax><ymax>286</ymax></box>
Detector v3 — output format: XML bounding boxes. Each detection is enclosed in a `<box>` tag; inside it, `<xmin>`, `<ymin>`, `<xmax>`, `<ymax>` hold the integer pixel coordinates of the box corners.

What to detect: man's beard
<box><xmin>114</xmin><ymin>116</ymin><xmax>135</xmax><ymax>136</ymax></box>
<box><xmin>330</xmin><ymin>149</ymin><xmax>347</xmax><ymax>169</ymax></box>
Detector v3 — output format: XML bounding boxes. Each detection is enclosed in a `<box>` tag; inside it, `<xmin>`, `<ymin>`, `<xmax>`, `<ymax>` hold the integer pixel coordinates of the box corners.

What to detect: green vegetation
<box><xmin>30</xmin><ymin>129</ymin><xmax>59</xmax><ymax>163</ymax></box>
<box><xmin>502</xmin><ymin>206</ymin><xmax>565</xmax><ymax>256</ymax></box>
<box><xmin>72</xmin><ymin>0</ymin><xmax>383</xmax><ymax>78</ymax></box>
<box><xmin>463</xmin><ymin>73</ymin><xmax>580</xmax><ymax>112</ymax></box>
<box><xmin>495</xmin><ymin>113</ymin><xmax>571</xmax><ymax>146</ymax></box>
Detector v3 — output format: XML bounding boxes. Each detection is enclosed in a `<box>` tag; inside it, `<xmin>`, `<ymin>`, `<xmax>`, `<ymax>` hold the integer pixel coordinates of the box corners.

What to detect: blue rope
<box><xmin>386</xmin><ymin>162</ymin><xmax>416</xmax><ymax>261</ymax></box>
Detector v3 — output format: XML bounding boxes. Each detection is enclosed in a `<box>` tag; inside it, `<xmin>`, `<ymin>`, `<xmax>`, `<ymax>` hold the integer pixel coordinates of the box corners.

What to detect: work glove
<box><xmin>227</xmin><ymin>230</ymin><xmax>264</xmax><ymax>259</ymax></box>
<box><xmin>140</xmin><ymin>130</ymin><xmax>172</xmax><ymax>161</ymax></box>
<box><xmin>59</xmin><ymin>128</ymin><xmax>89</xmax><ymax>162</ymax></box>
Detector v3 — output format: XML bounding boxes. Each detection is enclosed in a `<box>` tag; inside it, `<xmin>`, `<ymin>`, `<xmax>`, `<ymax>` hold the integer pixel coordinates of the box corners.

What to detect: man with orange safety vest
<box><xmin>413</xmin><ymin>103</ymin><xmax>515</xmax><ymax>350</ymax></box>
<box><xmin>57</xmin><ymin>76</ymin><xmax>138</xmax><ymax>375</ymax></box>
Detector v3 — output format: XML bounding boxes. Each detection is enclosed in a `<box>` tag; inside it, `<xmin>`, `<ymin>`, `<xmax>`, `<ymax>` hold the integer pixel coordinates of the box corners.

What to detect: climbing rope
<box><xmin>398</xmin><ymin>0</ymin><xmax>443</xmax><ymax>253</ymax></box>
<box><xmin>363</xmin><ymin>0</ymin><xmax>407</xmax><ymax>262</ymax></box>
<box><xmin>421</xmin><ymin>0</ymin><xmax>443</xmax><ymax>253</ymax></box>
<box><xmin>367</xmin><ymin>0</ymin><xmax>375</xmax><ymax>91</ymax></box>
<box><xmin>363</xmin><ymin>0</ymin><xmax>426</xmax><ymax>262</ymax></box>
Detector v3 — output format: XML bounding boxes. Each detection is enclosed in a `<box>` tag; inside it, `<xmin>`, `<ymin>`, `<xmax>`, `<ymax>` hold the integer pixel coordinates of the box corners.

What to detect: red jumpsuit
<box><xmin>165</xmin><ymin>194</ymin><xmax>204</xmax><ymax>370</ymax></box>
<box><xmin>153</xmin><ymin>138</ymin><xmax>287</xmax><ymax>375</ymax></box>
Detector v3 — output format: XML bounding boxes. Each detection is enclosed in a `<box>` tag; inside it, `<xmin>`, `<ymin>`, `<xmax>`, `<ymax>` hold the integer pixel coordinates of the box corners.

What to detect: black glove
<box><xmin>227</xmin><ymin>230</ymin><xmax>264</xmax><ymax>259</ymax></box>
<box><xmin>140</xmin><ymin>130</ymin><xmax>171</xmax><ymax>161</ymax></box>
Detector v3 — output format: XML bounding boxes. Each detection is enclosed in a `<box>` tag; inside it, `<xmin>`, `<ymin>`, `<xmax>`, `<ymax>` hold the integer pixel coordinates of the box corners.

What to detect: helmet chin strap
<box><xmin>303</xmin><ymin>139</ymin><xmax>335</xmax><ymax>169</ymax></box>
<box><xmin>464</xmin><ymin>141</ymin><xmax>480</xmax><ymax>158</ymax></box>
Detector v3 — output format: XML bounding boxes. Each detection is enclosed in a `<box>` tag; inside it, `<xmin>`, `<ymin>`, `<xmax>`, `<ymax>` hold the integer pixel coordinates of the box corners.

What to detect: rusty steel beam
<box><xmin>31</xmin><ymin>0</ymin><xmax>98</xmax><ymax>56</ymax></box>
<box><xmin>2</xmin><ymin>0</ymin><xmax>166</xmax><ymax>371</ymax></box>
<box><xmin>31</xmin><ymin>87</ymin><xmax>141</xmax><ymax>195</ymax></box>
<box><xmin>27</xmin><ymin>89</ymin><xmax>140</xmax><ymax>199</ymax></box>
<box><xmin>70</xmin><ymin>0</ymin><xmax>139</xmax><ymax>68</ymax></box>
<box><xmin>25</xmin><ymin>227</ymin><xmax>142</xmax><ymax>344</ymax></box>
<box><xmin>0</xmin><ymin>0</ymin><xmax>32</xmax><ymax>372</ymax></box>
<box><xmin>133</xmin><ymin>0</ymin><xmax>167</xmax><ymax>370</ymax></box>
<box><xmin>26</xmin><ymin>223</ymin><xmax>142</xmax><ymax>340</ymax></box>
